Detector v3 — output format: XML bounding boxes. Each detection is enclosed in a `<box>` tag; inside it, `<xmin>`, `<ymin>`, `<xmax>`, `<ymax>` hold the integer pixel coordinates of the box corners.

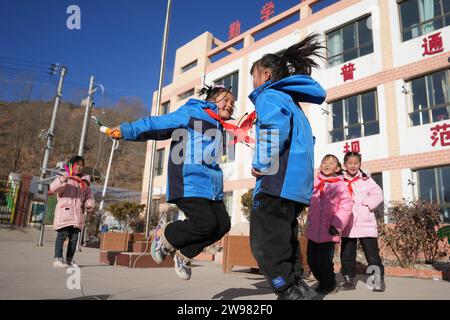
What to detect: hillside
<box><xmin>0</xmin><ymin>99</ymin><xmax>148</xmax><ymax>191</ymax></box>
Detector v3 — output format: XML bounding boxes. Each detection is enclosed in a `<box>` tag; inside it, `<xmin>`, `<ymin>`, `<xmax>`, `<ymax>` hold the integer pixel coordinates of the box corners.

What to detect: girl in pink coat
<box><xmin>306</xmin><ymin>155</ymin><xmax>352</xmax><ymax>295</ymax></box>
<box><xmin>339</xmin><ymin>152</ymin><xmax>385</xmax><ymax>292</ymax></box>
<box><xmin>49</xmin><ymin>155</ymin><xmax>95</xmax><ymax>268</ymax></box>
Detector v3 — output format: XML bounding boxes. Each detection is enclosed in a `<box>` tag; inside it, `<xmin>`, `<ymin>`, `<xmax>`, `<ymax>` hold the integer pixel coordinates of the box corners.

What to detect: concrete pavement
<box><xmin>0</xmin><ymin>226</ymin><xmax>449</xmax><ymax>300</ymax></box>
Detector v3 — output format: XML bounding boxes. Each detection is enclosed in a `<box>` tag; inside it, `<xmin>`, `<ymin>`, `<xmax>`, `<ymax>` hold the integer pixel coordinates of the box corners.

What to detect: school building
<box><xmin>140</xmin><ymin>0</ymin><xmax>450</xmax><ymax>226</ymax></box>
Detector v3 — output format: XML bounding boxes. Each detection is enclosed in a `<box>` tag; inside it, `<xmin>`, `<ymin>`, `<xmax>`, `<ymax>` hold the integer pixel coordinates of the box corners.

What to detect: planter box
<box><xmin>222</xmin><ymin>234</ymin><xmax>309</xmax><ymax>273</ymax></box>
<box><xmin>100</xmin><ymin>232</ymin><xmax>130</xmax><ymax>252</ymax></box>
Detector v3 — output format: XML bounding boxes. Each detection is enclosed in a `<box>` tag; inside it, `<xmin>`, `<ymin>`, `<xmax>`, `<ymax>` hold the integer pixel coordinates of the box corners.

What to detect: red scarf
<box><xmin>344</xmin><ymin>176</ymin><xmax>360</xmax><ymax>196</ymax></box>
<box><xmin>204</xmin><ymin>109</ymin><xmax>256</xmax><ymax>145</ymax></box>
<box><xmin>314</xmin><ymin>176</ymin><xmax>341</xmax><ymax>194</ymax></box>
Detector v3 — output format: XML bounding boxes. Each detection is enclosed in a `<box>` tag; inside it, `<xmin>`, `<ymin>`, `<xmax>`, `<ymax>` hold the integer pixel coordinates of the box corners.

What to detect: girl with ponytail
<box><xmin>248</xmin><ymin>33</ymin><xmax>327</xmax><ymax>300</ymax></box>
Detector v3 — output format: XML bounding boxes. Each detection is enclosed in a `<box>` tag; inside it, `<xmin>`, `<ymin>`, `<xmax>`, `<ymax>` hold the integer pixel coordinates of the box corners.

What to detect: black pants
<box><xmin>307</xmin><ymin>240</ymin><xmax>336</xmax><ymax>288</ymax></box>
<box><xmin>340</xmin><ymin>237</ymin><xmax>384</xmax><ymax>278</ymax></box>
<box><xmin>164</xmin><ymin>198</ymin><xmax>231</xmax><ymax>259</ymax></box>
<box><xmin>250</xmin><ymin>193</ymin><xmax>305</xmax><ymax>293</ymax></box>
<box><xmin>54</xmin><ymin>226</ymin><xmax>80</xmax><ymax>259</ymax></box>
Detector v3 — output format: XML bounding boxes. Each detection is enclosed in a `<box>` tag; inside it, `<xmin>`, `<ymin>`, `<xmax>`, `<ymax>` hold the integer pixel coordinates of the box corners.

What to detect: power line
<box><xmin>0</xmin><ymin>65</ymin><xmax>53</xmax><ymax>76</ymax></box>
<box><xmin>0</xmin><ymin>60</ymin><xmax>53</xmax><ymax>72</ymax></box>
<box><xmin>0</xmin><ymin>56</ymin><xmax>54</xmax><ymax>66</ymax></box>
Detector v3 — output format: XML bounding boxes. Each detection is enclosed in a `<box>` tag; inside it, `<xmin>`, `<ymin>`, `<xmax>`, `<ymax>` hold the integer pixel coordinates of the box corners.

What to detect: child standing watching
<box><xmin>339</xmin><ymin>152</ymin><xmax>385</xmax><ymax>292</ymax></box>
<box><xmin>249</xmin><ymin>33</ymin><xmax>327</xmax><ymax>300</ymax></box>
<box><xmin>50</xmin><ymin>155</ymin><xmax>95</xmax><ymax>268</ymax></box>
<box><xmin>109</xmin><ymin>85</ymin><xmax>234</xmax><ymax>280</ymax></box>
<box><xmin>306</xmin><ymin>155</ymin><xmax>352</xmax><ymax>295</ymax></box>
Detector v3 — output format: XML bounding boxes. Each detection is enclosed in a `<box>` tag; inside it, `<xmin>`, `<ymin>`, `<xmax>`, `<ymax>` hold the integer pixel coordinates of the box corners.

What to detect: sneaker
<box><xmin>277</xmin><ymin>283</ymin><xmax>316</xmax><ymax>300</ymax></box>
<box><xmin>316</xmin><ymin>282</ymin><xmax>339</xmax><ymax>295</ymax></box>
<box><xmin>66</xmin><ymin>258</ymin><xmax>79</xmax><ymax>268</ymax></box>
<box><xmin>150</xmin><ymin>225</ymin><xmax>170</xmax><ymax>264</ymax></box>
<box><xmin>53</xmin><ymin>257</ymin><xmax>68</xmax><ymax>268</ymax></box>
<box><xmin>296</xmin><ymin>279</ymin><xmax>318</xmax><ymax>300</ymax></box>
<box><xmin>173</xmin><ymin>255</ymin><xmax>191</xmax><ymax>280</ymax></box>
<box><xmin>339</xmin><ymin>275</ymin><xmax>356</xmax><ymax>290</ymax></box>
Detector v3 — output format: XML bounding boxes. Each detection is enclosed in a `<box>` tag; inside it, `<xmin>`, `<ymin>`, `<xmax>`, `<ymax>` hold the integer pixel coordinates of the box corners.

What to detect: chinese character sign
<box><xmin>261</xmin><ymin>1</ymin><xmax>275</xmax><ymax>21</ymax></box>
<box><xmin>430</xmin><ymin>123</ymin><xmax>450</xmax><ymax>147</ymax></box>
<box><xmin>228</xmin><ymin>20</ymin><xmax>241</xmax><ymax>40</ymax></box>
<box><xmin>422</xmin><ymin>32</ymin><xmax>444</xmax><ymax>56</ymax></box>
<box><xmin>341</xmin><ymin>63</ymin><xmax>356</xmax><ymax>82</ymax></box>
<box><xmin>343</xmin><ymin>140</ymin><xmax>360</xmax><ymax>154</ymax></box>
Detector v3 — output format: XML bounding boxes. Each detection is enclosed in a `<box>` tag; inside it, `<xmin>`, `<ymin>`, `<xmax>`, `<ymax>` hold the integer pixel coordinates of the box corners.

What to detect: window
<box><xmin>154</xmin><ymin>149</ymin><xmax>165</xmax><ymax>176</ymax></box>
<box><xmin>150</xmin><ymin>198</ymin><xmax>160</xmax><ymax>215</ymax></box>
<box><xmin>160</xmin><ymin>101</ymin><xmax>170</xmax><ymax>115</ymax></box>
<box><xmin>326</xmin><ymin>16</ymin><xmax>373</xmax><ymax>67</ymax></box>
<box><xmin>370</xmin><ymin>172</ymin><xmax>385</xmax><ymax>219</ymax></box>
<box><xmin>371</xmin><ymin>173</ymin><xmax>383</xmax><ymax>190</ymax></box>
<box><xmin>181</xmin><ymin>60</ymin><xmax>198</xmax><ymax>73</ymax></box>
<box><xmin>398</xmin><ymin>0</ymin><xmax>450</xmax><ymax>42</ymax></box>
<box><xmin>178</xmin><ymin>88</ymin><xmax>195</xmax><ymax>101</ymax></box>
<box><xmin>223</xmin><ymin>191</ymin><xmax>233</xmax><ymax>216</ymax></box>
<box><xmin>329</xmin><ymin>90</ymin><xmax>379</xmax><ymax>142</ymax></box>
<box><xmin>407</xmin><ymin>69</ymin><xmax>450</xmax><ymax>126</ymax></box>
<box><xmin>220</xmin><ymin>129</ymin><xmax>236</xmax><ymax>163</ymax></box>
<box><xmin>416</xmin><ymin>165</ymin><xmax>450</xmax><ymax>222</ymax></box>
<box><xmin>214</xmin><ymin>71</ymin><xmax>239</xmax><ymax>99</ymax></box>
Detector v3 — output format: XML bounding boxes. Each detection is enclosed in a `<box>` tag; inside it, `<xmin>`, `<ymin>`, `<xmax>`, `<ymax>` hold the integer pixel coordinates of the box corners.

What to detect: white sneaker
<box><xmin>53</xmin><ymin>258</ymin><xmax>68</xmax><ymax>268</ymax></box>
<box><xmin>173</xmin><ymin>255</ymin><xmax>191</xmax><ymax>280</ymax></box>
<box><xmin>151</xmin><ymin>224</ymin><xmax>170</xmax><ymax>264</ymax></box>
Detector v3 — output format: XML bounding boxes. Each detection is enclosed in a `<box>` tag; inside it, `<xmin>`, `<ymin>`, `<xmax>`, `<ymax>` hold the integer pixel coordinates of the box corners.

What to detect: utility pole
<box><xmin>145</xmin><ymin>0</ymin><xmax>172</xmax><ymax>239</ymax></box>
<box><xmin>76</xmin><ymin>75</ymin><xmax>95</xmax><ymax>251</ymax></box>
<box><xmin>78</xmin><ymin>75</ymin><xmax>95</xmax><ymax>157</ymax></box>
<box><xmin>37</xmin><ymin>66</ymin><xmax>67</xmax><ymax>246</ymax></box>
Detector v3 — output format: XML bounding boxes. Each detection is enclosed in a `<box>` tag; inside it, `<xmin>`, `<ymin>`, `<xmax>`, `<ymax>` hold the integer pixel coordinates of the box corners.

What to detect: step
<box><xmin>115</xmin><ymin>252</ymin><xmax>175</xmax><ymax>268</ymax></box>
<box><xmin>99</xmin><ymin>250</ymin><xmax>124</xmax><ymax>265</ymax></box>
<box><xmin>132</xmin><ymin>240</ymin><xmax>152</xmax><ymax>253</ymax></box>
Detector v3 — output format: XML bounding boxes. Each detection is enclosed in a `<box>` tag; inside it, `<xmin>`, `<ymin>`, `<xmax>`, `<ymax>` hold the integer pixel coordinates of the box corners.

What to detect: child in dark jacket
<box><xmin>249</xmin><ymin>33</ymin><xmax>327</xmax><ymax>300</ymax></box>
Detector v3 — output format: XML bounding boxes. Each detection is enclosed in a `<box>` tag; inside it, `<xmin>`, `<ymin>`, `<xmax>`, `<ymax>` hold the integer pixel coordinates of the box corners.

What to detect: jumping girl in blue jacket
<box><xmin>110</xmin><ymin>86</ymin><xmax>235</xmax><ymax>280</ymax></box>
<box><xmin>249</xmin><ymin>33</ymin><xmax>327</xmax><ymax>300</ymax></box>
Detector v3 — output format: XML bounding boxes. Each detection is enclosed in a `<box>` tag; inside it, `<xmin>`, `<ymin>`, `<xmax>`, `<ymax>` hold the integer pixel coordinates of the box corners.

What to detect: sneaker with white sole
<box><xmin>173</xmin><ymin>255</ymin><xmax>191</xmax><ymax>280</ymax></box>
<box><xmin>53</xmin><ymin>257</ymin><xmax>68</xmax><ymax>268</ymax></box>
<box><xmin>150</xmin><ymin>225</ymin><xmax>170</xmax><ymax>264</ymax></box>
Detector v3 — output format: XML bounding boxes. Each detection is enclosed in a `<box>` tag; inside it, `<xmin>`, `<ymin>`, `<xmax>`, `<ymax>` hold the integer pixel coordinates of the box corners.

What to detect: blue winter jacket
<box><xmin>120</xmin><ymin>99</ymin><xmax>224</xmax><ymax>203</ymax></box>
<box><xmin>249</xmin><ymin>75</ymin><xmax>326</xmax><ymax>205</ymax></box>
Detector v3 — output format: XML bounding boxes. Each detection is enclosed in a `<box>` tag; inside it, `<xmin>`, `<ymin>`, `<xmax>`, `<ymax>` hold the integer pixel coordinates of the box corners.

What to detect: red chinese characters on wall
<box><xmin>228</xmin><ymin>20</ymin><xmax>241</xmax><ymax>40</ymax></box>
<box><xmin>430</xmin><ymin>123</ymin><xmax>450</xmax><ymax>147</ymax></box>
<box><xmin>422</xmin><ymin>32</ymin><xmax>444</xmax><ymax>56</ymax></box>
<box><xmin>343</xmin><ymin>140</ymin><xmax>360</xmax><ymax>154</ymax></box>
<box><xmin>260</xmin><ymin>1</ymin><xmax>275</xmax><ymax>21</ymax></box>
<box><xmin>341</xmin><ymin>63</ymin><xmax>356</xmax><ymax>82</ymax></box>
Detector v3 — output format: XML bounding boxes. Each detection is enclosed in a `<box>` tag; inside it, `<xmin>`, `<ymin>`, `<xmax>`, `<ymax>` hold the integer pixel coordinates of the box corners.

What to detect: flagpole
<box><xmin>145</xmin><ymin>0</ymin><xmax>172</xmax><ymax>239</ymax></box>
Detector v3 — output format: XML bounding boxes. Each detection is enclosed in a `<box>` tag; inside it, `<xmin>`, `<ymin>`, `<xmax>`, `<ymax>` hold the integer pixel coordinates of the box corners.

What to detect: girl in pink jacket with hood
<box><xmin>339</xmin><ymin>152</ymin><xmax>385</xmax><ymax>292</ymax></box>
<box><xmin>306</xmin><ymin>154</ymin><xmax>353</xmax><ymax>295</ymax></box>
<box><xmin>50</xmin><ymin>155</ymin><xmax>95</xmax><ymax>268</ymax></box>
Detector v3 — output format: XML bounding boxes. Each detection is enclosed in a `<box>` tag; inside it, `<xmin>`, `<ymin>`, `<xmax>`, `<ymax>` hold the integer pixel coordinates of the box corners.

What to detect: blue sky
<box><xmin>0</xmin><ymin>0</ymin><xmax>303</xmax><ymax>111</ymax></box>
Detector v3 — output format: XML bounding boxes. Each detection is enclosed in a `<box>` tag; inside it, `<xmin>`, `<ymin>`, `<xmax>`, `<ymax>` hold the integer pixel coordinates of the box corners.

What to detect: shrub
<box><xmin>241</xmin><ymin>189</ymin><xmax>253</xmax><ymax>222</ymax></box>
<box><xmin>380</xmin><ymin>200</ymin><xmax>447</xmax><ymax>267</ymax></box>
